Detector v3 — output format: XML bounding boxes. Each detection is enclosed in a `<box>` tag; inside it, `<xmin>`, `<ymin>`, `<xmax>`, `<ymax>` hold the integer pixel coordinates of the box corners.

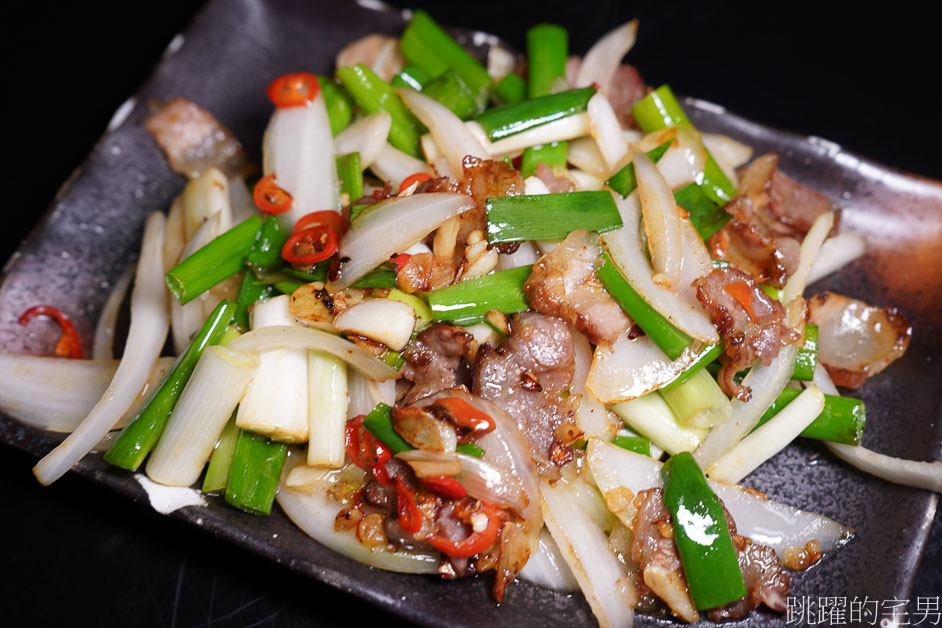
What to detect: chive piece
<box><xmin>349</xmin><ymin>203</ymin><xmax>371</xmax><ymax>222</ymax></box>
<box><xmin>336</xmin><ymin>152</ymin><xmax>364</xmax><ymax>202</ymax></box>
<box><xmin>274</xmin><ymin>280</ymin><xmax>305</xmax><ymax>295</ymax></box>
<box><xmin>202</xmin><ymin>411</ymin><xmax>240</xmax><ymax>493</ymax></box>
<box><xmin>245</xmin><ymin>216</ymin><xmax>287</xmax><ymax>271</ymax></box>
<box><xmin>165</xmin><ymin>216</ymin><xmax>264</xmax><ymax>305</ymax></box>
<box><xmin>631</xmin><ymin>85</ymin><xmax>736</xmax><ymax>205</ymax></box>
<box><xmin>673</xmin><ymin>183</ymin><xmax>731</xmax><ymax>241</ymax></box>
<box><xmin>661</xmin><ymin>452</ymin><xmax>747</xmax><ymax>609</ymax></box>
<box><xmin>527</xmin><ymin>23</ymin><xmax>568</xmax><ymax>99</ymax></box>
<box><xmin>521</xmin><ymin>141</ymin><xmax>568</xmax><ymax>178</ymax></box>
<box><xmin>336</xmin><ymin>64</ymin><xmax>424</xmax><ymax>158</ymax></box>
<box><xmin>793</xmin><ymin>324</ymin><xmax>818</xmax><ymax>381</ymax></box>
<box><xmin>475</xmin><ymin>86</ymin><xmax>596</xmax><ymax>141</ymax></box>
<box><xmin>280</xmin><ymin>263</ymin><xmax>329</xmax><ymax>283</ymax></box>
<box><xmin>225</xmin><ymin>430</ymin><xmax>287</xmax><ymax>516</ymax></box>
<box><xmin>455</xmin><ymin>442</ymin><xmax>485</xmax><ymax>458</ymax></box>
<box><xmin>752</xmin><ymin>387</ymin><xmax>865</xmax><ymax>445</ymax></box>
<box><xmin>659</xmin><ymin>343</ymin><xmax>724</xmax><ymax>392</ymax></box>
<box><xmin>485</xmin><ymin>191</ymin><xmax>621</xmax><ymax>244</ymax></box>
<box><xmin>427</xmin><ymin>265</ymin><xmax>532</xmax><ymax>325</ymax></box>
<box><xmin>422</xmin><ymin>70</ymin><xmax>476</xmax><ymax>120</ymax></box>
<box><xmin>391</xmin><ymin>64</ymin><xmax>432</xmax><ymax>91</ymax></box>
<box><xmin>605</xmin><ymin>141</ymin><xmax>672</xmax><ymax>198</ymax></box>
<box><xmin>104</xmin><ymin>300</ymin><xmax>236</xmax><ymax>471</ymax></box>
<box><xmin>399</xmin><ymin>10</ymin><xmax>492</xmax><ymax>107</ymax></box>
<box><xmin>235</xmin><ymin>272</ymin><xmax>273</xmax><ymax>330</ymax></box>
<box><xmin>351</xmin><ymin>262</ymin><xmax>398</xmax><ymax>289</ymax></box>
<box><xmin>316</xmin><ymin>74</ymin><xmax>354</xmax><ymax>136</ymax></box>
<box><xmin>363</xmin><ymin>403</ymin><xmax>411</xmax><ymax>453</ymax></box>
<box><xmin>760</xmin><ymin>283</ymin><xmax>783</xmax><ymax>301</ymax></box>
<box><xmin>495</xmin><ymin>73</ymin><xmax>526</xmax><ymax>105</ymax></box>
<box><xmin>613</xmin><ymin>434</ymin><xmax>652</xmax><ymax>457</ymax></box>
<box><xmin>383</xmin><ymin>349</ymin><xmax>406</xmax><ymax>370</ymax></box>
<box><xmin>597</xmin><ymin>254</ymin><xmax>692</xmax><ymax>360</ymax></box>
<box><xmin>659</xmin><ymin>368</ymin><xmax>731</xmax><ymax>428</ymax></box>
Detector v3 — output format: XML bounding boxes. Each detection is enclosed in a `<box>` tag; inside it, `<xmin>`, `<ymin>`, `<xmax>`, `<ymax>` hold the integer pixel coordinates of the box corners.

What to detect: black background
<box><xmin>2</xmin><ymin>1</ymin><xmax>939</xmax><ymax>626</ymax></box>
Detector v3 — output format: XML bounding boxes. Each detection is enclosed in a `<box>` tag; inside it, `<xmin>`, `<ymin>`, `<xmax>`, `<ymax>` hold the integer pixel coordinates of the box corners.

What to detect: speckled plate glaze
<box><xmin>0</xmin><ymin>0</ymin><xmax>939</xmax><ymax>626</ymax></box>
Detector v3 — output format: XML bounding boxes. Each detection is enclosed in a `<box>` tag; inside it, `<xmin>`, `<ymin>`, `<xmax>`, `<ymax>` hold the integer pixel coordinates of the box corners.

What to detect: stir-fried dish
<box><xmin>4</xmin><ymin>10</ymin><xmax>941</xmax><ymax>627</ymax></box>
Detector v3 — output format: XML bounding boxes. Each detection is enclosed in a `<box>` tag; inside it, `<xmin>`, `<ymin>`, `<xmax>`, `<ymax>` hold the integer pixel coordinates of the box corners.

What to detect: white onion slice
<box><xmin>602</xmin><ymin>192</ymin><xmax>718</xmax><ymax>342</ymax></box>
<box><xmin>346</xmin><ymin>369</ymin><xmax>386</xmax><ymax>418</ymax></box>
<box><xmin>181</xmin><ymin>167</ymin><xmax>232</xmax><ymax>239</ymax></box>
<box><xmin>227</xmin><ymin>325</ymin><xmax>399</xmax><ymax>381</ymax></box>
<box><xmin>467</xmin><ymin>114</ymin><xmax>591</xmax><ymax>156</ymax></box>
<box><xmin>542</xmin><ymin>477</ymin><xmax>634</xmax><ymax>628</ymax></box>
<box><xmin>702</xmin><ymin>133</ymin><xmax>753</xmax><ymax>186</ymax></box>
<box><xmin>567</xmin><ymin>137</ymin><xmax>610</xmax><ymax>179</ymax></box>
<box><xmin>456</xmin><ymin>453</ymin><xmax>529</xmax><ymax>517</ymax></box>
<box><xmin>333</xmin><ymin>192</ymin><xmax>474</xmax><ymax>289</ymax></box>
<box><xmin>262</xmin><ymin>92</ymin><xmax>340</xmax><ymax>231</ymax></box>
<box><xmin>333</xmin><ymin>112</ymin><xmax>391</xmax><ymax>169</ymax></box>
<box><xmin>709</xmin><ymin>385</ymin><xmax>826</xmax><ymax>484</ymax></box>
<box><xmin>33</xmin><ymin>212</ymin><xmax>170</xmax><ymax>485</ymax></box>
<box><xmin>92</xmin><ymin>263</ymin><xmax>135</xmax><ymax>360</ymax></box>
<box><xmin>277</xmin><ymin>453</ymin><xmax>439</xmax><ymax>573</ymax></box>
<box><xmin>487</xmin><ymin>45</ymin><xmax>517</xmax><ymax>80</ymax></box>
<box><xmin>396</xmin><ymin>88</ymin><xmax>488</xmax><ymax>176</ymax></box>
<box><xmin>587</xmin><ymin>439</ymin><xmax>853</xmax><ymax>556</ymax></box>
<box><xmin>693</xmin><ymin>344</ymin><xmax>799</xmax><ymax>469</ymax></box>
<box><xmin>806</xmin><ymin>233</ymin><xmax>866</xmax><ymax>286</ymax></box>
<box><xmin>497</xmin><ymin>240</ymin><xmax>540</xmax><ymax>271</ymax></box>
<box><xmin>611</xmin><ymin>393</ymin><xmax>706</xmax><ymax>455</ymax></box>
<box><xmin>782</xmin><ymin>210</ymin><xmax>835</xmax><ymax>302</ymax></box>
<box><xmin>574</xmin><ymin>20</ymin><xmax>639</xmax><ymax>94</ymax></box>
<box><xmin>0</xmin><ymin>355</ymin><xmax>174</xmax><ymax>433</ymax></box>
<box><xmin>227</xmin><ymin>175</ymin><xmax>258</xmax><ymax>225</ymax></box>
<box><xmin>587</xmin><ymin>334</ymin><xmax>702</xmax><ymax>404</ymax></box>
<box><xmin>568</xmin><ymin>169</ymin><xmax>604</xmax><ymax>191</ymax></box>
<box><xmin>519</xmin><ymin>527</ymin><xmax>580</xmax><ymax>593</ymax></box>
<box><xmin>635</xmin><ymin>153</ymin><xmax>684</xmax><ymax>290</ymax></box>
<box><xmin>571</xmin><ymin>329</ymin><xmax>614</xmax><ymax>438</ymax></box>
<box><xmin>653</xmin><ymin>146</ymin><xmax>698</xmax><ymax>190</ymax></box>
<box><xmin>333</xmin><ymin>299</ymin><xmax>415</xmax><ymax>351</ymax></box>
<box><xmin>370</xmin><ymin>143</ymin><xmax>432</xmax><ymax>189</ymax></box>
<box><xmin>171</xmin><ymin>212</ymin><xmax>224</xmax><ymax>353</ymax></box>
<box><xmin>587</xmin><ymin>93</ymin><xmax>627</xmax><ymax>172</ymax></box>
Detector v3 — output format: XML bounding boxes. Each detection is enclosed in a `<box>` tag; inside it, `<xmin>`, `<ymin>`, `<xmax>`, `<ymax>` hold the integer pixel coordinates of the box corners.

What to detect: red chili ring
<box><xmin>281</xmin><ymin>225</ymin><xmax>338</xmax><ymax>266</ymax></box>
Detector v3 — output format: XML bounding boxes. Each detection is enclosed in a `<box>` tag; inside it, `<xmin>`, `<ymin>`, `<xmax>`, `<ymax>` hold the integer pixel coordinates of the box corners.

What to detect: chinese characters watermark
<box><xmin>786</xmin><ymin>596</ymin><xmax>941</xmax><ymax>626</ymax></box>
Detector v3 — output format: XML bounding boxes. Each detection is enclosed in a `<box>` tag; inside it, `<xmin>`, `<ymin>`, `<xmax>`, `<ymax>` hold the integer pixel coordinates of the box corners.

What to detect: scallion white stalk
<box><xmin>306</xmin><ymin>351</ymin><xmax>348</xmax><ymax>468</ymax></box>
<box><xmin>659</xmin><ymin>368</ymin><xmax>731</xmax><ymax>429</ymax></box>
<box><xmin>610</xmin><ymin>392</ymin><xmax>705</xmax><ymax>455</ymax></box>
<box><xmin>236</xmin><ymin>295</ymin><xmax>309</xmax><ymax>443</ymax></box>
<box><xmin>370</xmin><ymin>142</ymin><xmax>432</xmax><ymax>189</ymax></box>
<box><xmin>146</xmin><ymin>345</ymin><xmax>259</xmax><ymax>486</ymax></box>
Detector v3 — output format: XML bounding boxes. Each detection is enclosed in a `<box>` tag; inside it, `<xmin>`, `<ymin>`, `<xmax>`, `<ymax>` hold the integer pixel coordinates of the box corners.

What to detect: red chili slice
<box><xmin>282</xmin><ymin>225</ymin><xmax>338</xmax><ymax>266</ymax></box>
<box><xmin>430</xmin><ymin>397</ymin><xmax>496</xmax><ymax>441</ymax></box>
<box><xmin>266</xmin><ymin>72</ymin><xmax>321</xmax><ymax>108</ymax></box>
<box><xmin>723</xmin><ymin>280</ymin><xmax>759</xmax><ymax>323</ymax></box>
<box><xmin>394</xmin><ymin>477</ymin><xmax>423</xmax><ymax>533</ymax></box>
<box><xmin>253</xmin><ymin>174</ymin><xmax>293</xmax><ymax>215</ymax></box>
<box><xmin>345</xmin><ymin>416</ymin><xmax>378</xmax><ymax>469</ymax></box>
<box><xmin>428</xmin><ymin>502</ymin><xmax>503</xmax><ymax>558</ymax></box>
<box><xmin>397</xmin><ymin>172</ymin><xmax>433</xmax><ymax>194</ymax></box>
<box><xmin>292</xmin><ymin>210</ymin><xmax>348</xmax><ymax>237</ymax></box>
<box><xmin>420</xmin><ymin>476</ymin><xmax>467</xmax><ymax>499</ymax></box>
<box><xmin>18</xmin><ymin>305</ymin><xmax>82</xmax><ymax>359</ymax></box>
<box><xmin>389</xmin><ymin>253</ymin><xmax>411</xmax><ymax>274</ymax></box>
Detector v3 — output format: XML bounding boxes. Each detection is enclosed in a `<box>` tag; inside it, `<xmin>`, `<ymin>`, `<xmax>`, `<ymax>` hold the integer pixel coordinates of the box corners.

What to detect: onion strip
<box><xmin>92</xmin><ymin>263</ymin><xmax>135</xmax><ymax>360</ymax></box>
<box><xmin>782</xmin><ymin>210</ymin><xmax>834</xmax><ymax>302</ymax></box>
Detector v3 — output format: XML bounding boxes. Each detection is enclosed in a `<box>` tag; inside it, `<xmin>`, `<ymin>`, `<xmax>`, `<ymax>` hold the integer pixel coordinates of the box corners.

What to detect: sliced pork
<box><xmin>695</xmin><ymin>266</ymin><xmax>800</xmax><ymax>400</ymax></box>
<box><xmin>525</xmin><ymin>229</ymin><xmax>631</xmax><ymax>345</ymax></box>
<box><xmin>807</xmin><ymin>291</ymin><xmax>911</xmax><ymax>388</ymax></box>
<box><xmin>402</xmin><ymin>323</ymin><xmax>473</xmax><ymax>403</ymax></box>
<box><xmin>534</xmin><ymin>163</ymin><xmax>575</xmax><ymax>193</ymax></box>
<box><xmin>472</xmin><ymin>313</ymin><xmax>578</xmax><ymax>478</ymax></box>
<box><xmin>396</xmin><ymin>252</ymin><xmax>458</xmax><ymax>293</ymax></box>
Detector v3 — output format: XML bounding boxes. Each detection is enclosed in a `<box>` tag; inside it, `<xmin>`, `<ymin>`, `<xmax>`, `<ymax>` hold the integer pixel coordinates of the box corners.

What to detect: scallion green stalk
<box><xmin>234</xmin><ymin>272</ymin><xmax>273</xmax><ymax>331</ymax></box>
<box><xmin>604</xmin><ymin>141</ymin><xmax>672</xmax><ymax>198</ymax></box>
<box><xmin>659</xmin><ymin>368</ymin><xmax>731</xmax><ymax>429</ymax></box>
<box><xmin>225</xmin><ymin>430</ymin><xmax>287</xmax><ymax>516</ymax></box>
<box><xmin>399</xmin><ymin>10</ymin><xmax>492</xmax><ymax>107</ymax></box>
<box><xmin>672</xmin><ymin>183</ymin><xmax>731</xmax><ymax>241</ymax></box>
<box><xmin>421</xmin><ymin>70</ymin><xmax>476</xmax><ymax>120</ymax></box>
<box><xmin>336</xmin><ymin>152</ymin><xmax>364</xmax><ymax>202</ymax></box>
<box><xmin>495</xmin><ymin>73</ymin><xmax>526</xmax><ymax>105</ymax></box>
<box><xmin>202</xmin><ymin>411</ymin><xmax>240</xmax><ymax>493</ymax></box>
<box><xmin>165</xmin><ymin>216</ymin><xmax>264</xmax><ymax>305</ymax></box>
<box><xmin>104</xmin><ymin>299</ymin><xmax>236</xmax><ymax>471</ymax></box>
<box><xmin>351</xmin><ymin>262</ymin><xmax>398</xmax><ymax>289</ymax></box>
<box><xmin>245</xmin><ymin>216</ymin><xmax>287</xmax><ymax>270</ymax></box>
<box><xmin>792</xmin><ymin>323</ymin><xmax>818</xmax><ymax>381</ymax></box>
<box><xmin>486</xmin><ymin>191</ymin><xmax>621</xmax><ymax>244</ymax></box>
<box><xmin>316</xmin><ymin>74</ymin><xmax>354</xmax><ymax>136</ymax></box>
<box><xmin>336</xmin><ymin>64</ymin><xmax>424</xmax><ymax>158</ymax></box>
<box><xmin>520</xmin><ymin>142</ymin><xmax>568</xmax><ymax>178</ymax></box>
<box><xmin>427</xmin><ymin>265</ymin><xmax>531</xmax><ymax>325</ymax></box>
<box><xmin>613</xmin><ymin>434</ymin><xmax>651</xmax><ymax>457</ymax></box>
<box><xmin>658</xmin><ymin>343</ymin><xmax>724</xmax><ymax>392</ymax></box>
<box><xmin>752</xmin><ymin>386</ymin><xmax>865</xmax><ymax>445</ymax></box>
<box><xmin>475</xmin><ymin>86</ymin><xmax>596</xmax><ymax>141</ymax></box>
<box><xmin>611</xmin><ymin>393</ymin><xmax>705</xmax><ymax>455</ymax></box>
<box><xmin>631</xmin><ymin>85</ymin><xmax>736</xmax><ymax>205</ymax></box>
<box><xmin>526</xmin><ymin>23</ymin><xmax>568</xmax><ymax>99</ymax></box>
<box><xmin>391</xmin><ymin>64</ymin><xmax>432</xmax><ymax>91</ymax></box>
<box><xmin>597</xmin><ymin>253</ymin><xmax>692</xmax><ymax>360</ymax></box>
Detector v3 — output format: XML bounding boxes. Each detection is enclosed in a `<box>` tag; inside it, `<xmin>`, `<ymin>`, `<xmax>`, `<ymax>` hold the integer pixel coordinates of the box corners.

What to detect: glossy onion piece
<box><xmin>333</xmin><ymin>111</ymin><xmax>391</xmax><ymax>169</ymax></box>
<box><xmin>587</xmin><ymin>334</ymin><xmax>703</xmax><ymax>404</ymax></box>
<box><xmin>396</xmin><ymin>88</ymin><xmax>488</xmax><ymax>176</ymax></box>
<box><xmin>636</xmin><ymin>153</ymin><xmax>684</xmax><ymax>290</ymax></box>
<box><xmin>806</xmin><ymin>233</ymin><xmax>866</xmax><ymax>286</ymax></box>
<box><xmin>518</xmin><ymin>527</ymin><xmax>580</xmax><ymax>593</ymax></box>
<box><xmin>333</xmin><ymin>299</ymin><xmax>416</xmax><ymax>351</ymax></box>
<box><xmin>574</xmin><ymin>19</ymin><xmax>639</xmax><ymax>94</ymax></box>
<box><xmin>370</xmin><ymin>143</ymin><xmax>433</xmax><ymax>189</ymax></box>
<box><xmin>587</xmin><ymin>92</ymin><xmax>627</xmax><ymax>172</ymax></box>
<box><xmin>782</xmin><ymin>210</ymin><xmax>834</xmax><ymax>302</ymax></box>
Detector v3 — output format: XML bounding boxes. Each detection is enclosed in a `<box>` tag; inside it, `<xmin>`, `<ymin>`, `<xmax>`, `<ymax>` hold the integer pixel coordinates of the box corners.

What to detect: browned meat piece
<box><xmin>707</xmin><ymin>537</ymin><xmax>790</xmax><ymax>621</ymax></box>
<box><xmin>472</xmin><ymin>313</ymin><xmax>577</xmax><ymax>478</ymax></box>
<box><xmin>710</xmin><ymin>153</ymin><xmax>831</xmax><ymax>286</ymax></box>
<box><xmin>807</xmin><ymin>292</ymin><xmax>911</xmax><ymax>388</ymax></box>
<box><xmin>694</xmin><ymin>266</ymin><xmax>800</xmax><ymax>401</ymax></box>
<box><xmin>607</xmin><ymin>64</ymin><xmax>648</xmax><ymax>128</ymax></box>
<box><xmin>525</xmin><ymin>229</ymin><xmax>631</xmax><ymax>345</ymax></box>
<box><xmin>458</xmin><ymin>155</ymin><xmax>525</xmax><ymax>243</ymax></box>
<box><xmin>145</xmin><ymin>98</ymin><xmax>252</xmax><ymax>179</ymax></box>
<box><xmin>631</xmin><ymin>489</ymin><xmax>698</xmax><ymax>623</ymax></box>
<box><xmin>534</xmin><ymin>163</ymin><xmax>575</xmax><ymax>193</ymax></box>
<box><xmin>335</xmin><ymin>34</ymin><xmax>403</xmax><ymax>82</ymax></box>
<box><xmin>402</xmin><ymin>323</ymin><xmax>473</xmax><ymax>404</ymax></box>
<box><xmin>396</xmin><ymin>252</ymin><xmax>458</xmax><ymax>293</ymax></box>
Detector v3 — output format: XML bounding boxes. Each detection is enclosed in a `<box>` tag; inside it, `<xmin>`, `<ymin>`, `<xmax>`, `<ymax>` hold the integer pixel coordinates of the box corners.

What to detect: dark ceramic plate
<box><xmin>1</xmin><ymin>0</ymin><xmax>940</xmax><ymax>626</ymax></box>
